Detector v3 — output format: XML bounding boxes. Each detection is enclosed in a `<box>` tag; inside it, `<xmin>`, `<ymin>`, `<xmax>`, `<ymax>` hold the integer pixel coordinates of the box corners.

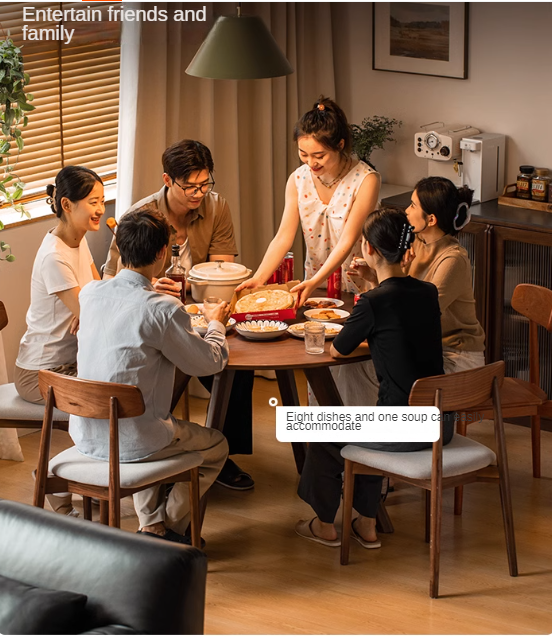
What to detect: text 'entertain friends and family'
<box><xmin>22</xmin><ymin>6</ymin><xmax>207</xmax><ymax>45</ymax></box>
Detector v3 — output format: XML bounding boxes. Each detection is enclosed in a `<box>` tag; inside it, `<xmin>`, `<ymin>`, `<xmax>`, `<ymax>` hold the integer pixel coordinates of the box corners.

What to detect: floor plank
<box><xmin>1</xmin><ymin>373</ymin><xmax>551</xmax><ymax>634</ymax></box>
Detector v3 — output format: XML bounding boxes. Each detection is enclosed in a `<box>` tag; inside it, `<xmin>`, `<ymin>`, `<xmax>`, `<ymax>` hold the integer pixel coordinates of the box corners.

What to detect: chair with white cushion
<box><xmin>340</xmin><ymin>361</ymin><xmax>517</xmax><ymax>598</ymax></box>
<box><xmin>0</xmin><ymin>301</ymin><xmax>68</xmax><ymax>447</ymax></box>
<box><xmin>33</xmin><ymin>370</ymin><xmax>204</xmax><ymax>548</ymax></box>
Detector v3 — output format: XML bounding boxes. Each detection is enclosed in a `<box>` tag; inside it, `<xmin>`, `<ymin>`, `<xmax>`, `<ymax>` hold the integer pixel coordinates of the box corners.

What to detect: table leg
<box><xmin>304</xmin><ymin>367</ymin><xmax>343</xmax><ymax>406</ymax></box>
<box><xmin>204</xmin><ymin>369</ymin><xmax>235</xmax><ymax>432</ymax></box>
<box><xmin>376</xmin><ymin>500</ymin><xmax>394</xmax><ymax>534</ymax></box>
<box><xmin>275</xmin><ymin>370</ymin><xmax>306</xmax><ymax>473</ymax></box>
<box><xmin>198</xmin><ymin>369</ymin><xmax>236</xmax><ymax>523</ymax></box>
<box><xmin>171</xmin><ymin>368</ymin><xmax>192</xmax><ymax>412</ymax></box>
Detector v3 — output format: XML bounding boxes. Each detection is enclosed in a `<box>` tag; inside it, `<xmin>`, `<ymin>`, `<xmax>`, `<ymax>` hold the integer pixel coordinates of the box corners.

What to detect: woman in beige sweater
<box><xmin>405</xmin><ymin>176</ymin><xmax>485</xmax><ymax>373</ymax></box>
<box><xmin>329</xmin><ymin>177</ymin><xmax>484</xmax><ymax>407</ymax></box>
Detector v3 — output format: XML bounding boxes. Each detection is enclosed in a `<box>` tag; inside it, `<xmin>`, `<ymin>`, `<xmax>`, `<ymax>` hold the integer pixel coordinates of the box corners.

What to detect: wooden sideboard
<box><xmin>382</xmin><ymin>193</ymin><xmax>552</xmax><ymax>399</ymax></box>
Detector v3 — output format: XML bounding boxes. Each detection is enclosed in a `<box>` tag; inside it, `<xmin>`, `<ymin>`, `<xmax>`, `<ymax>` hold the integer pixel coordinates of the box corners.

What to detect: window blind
<box><xmin>0</xmin><ymin>2</ymin><xmax>120</xmax><ymax>198</ymax></box>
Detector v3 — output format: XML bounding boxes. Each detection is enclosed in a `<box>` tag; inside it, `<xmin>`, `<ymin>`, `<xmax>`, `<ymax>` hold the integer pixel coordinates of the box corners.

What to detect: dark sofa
<box><xmin>0</xmin><ymin>500</ymin><xmax>207</xmax><ymax>634</ymax></box>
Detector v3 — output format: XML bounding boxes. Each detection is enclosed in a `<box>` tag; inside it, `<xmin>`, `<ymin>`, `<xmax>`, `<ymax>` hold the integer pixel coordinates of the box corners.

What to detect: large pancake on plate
<box><xmin>235</xmin><ymin>289</ymin><xmax>295</xmax><ymax>313</ymax></box>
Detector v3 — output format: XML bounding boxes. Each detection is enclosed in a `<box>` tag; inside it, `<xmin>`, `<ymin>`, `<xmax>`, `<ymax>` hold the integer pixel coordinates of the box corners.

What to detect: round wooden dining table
<box><xmin>172</xmin><ymin>295</ymin><xmax>370</xmax><ymax>472</ymax></box>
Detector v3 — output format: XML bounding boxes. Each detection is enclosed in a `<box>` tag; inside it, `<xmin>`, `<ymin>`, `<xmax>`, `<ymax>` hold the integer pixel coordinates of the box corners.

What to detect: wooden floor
<box><xmin>2</xmin><ymin>373</ymin><xmax>552</xmax><ymax>634</ymax></box>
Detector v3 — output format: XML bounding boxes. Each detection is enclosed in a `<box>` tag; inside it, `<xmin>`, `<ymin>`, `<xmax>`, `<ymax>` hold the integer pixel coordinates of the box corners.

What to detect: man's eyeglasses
<box><xmin>172</xmin><ymin>177</ymin><xmax>215</xmax><ymax>197</ymax></box>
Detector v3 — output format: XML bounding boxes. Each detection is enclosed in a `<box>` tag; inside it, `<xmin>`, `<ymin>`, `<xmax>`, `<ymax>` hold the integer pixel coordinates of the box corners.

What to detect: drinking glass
<box><xmin>203</xmin><ymin>296</ymin><xmax>223</xmax><ymax>312</ymax></box>
<box><xmin>304</xmin><ymin>322</ymin><xmax>325</xmax><ymax>354</ymax></box>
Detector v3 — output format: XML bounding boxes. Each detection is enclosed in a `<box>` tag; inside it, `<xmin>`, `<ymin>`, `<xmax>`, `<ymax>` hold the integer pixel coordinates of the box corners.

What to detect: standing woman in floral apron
<box><xmin>237</xmin><ymin>96</ymin><xmax>380</xmax><ymax>305</ymax></box>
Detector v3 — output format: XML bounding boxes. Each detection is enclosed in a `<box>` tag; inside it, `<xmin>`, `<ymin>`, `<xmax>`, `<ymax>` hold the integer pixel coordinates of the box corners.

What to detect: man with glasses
<box><xmin>103</xmin><ymin>139</ymin><xmax>255</xmax><ymax>490</ymax></box>
<box><xmin>104</xmin><ymin>139</ymin><xmax>237</xmax><ymax>284</ymax></box>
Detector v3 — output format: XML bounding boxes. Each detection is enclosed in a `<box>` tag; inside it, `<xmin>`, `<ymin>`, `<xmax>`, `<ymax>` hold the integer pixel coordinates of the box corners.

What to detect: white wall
<box><xmin>0</xmin><ymin>203</ymin><xmax>114</xmax><ymax>381</ymax></box>
<box><xmin>334</xmin><ymin>2</ymin><xmax>552</xmax><ymax>187</ymax></box>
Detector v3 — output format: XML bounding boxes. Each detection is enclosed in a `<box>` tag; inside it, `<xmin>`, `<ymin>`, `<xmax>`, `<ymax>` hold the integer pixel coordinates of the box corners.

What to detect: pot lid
<box><xmin>189</xmin><ymin>261</ymin><xmax>250</xmax><ymax>281</ymax></box>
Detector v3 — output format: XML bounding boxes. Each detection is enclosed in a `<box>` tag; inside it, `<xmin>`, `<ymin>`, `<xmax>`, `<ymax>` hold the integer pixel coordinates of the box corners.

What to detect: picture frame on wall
<box><xmin>373</xmin><ymin>2</ymin><xmax>469</xmax><ymax>79</ymax></box>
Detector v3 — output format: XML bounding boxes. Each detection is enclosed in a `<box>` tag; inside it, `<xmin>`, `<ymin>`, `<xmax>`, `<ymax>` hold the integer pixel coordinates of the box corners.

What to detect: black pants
<box><xmin>298</xmin><ymin>442</ymin><xmax>383</xmax><ymax>523</ymax></box>
<box><xmin>199</xmin><ymin>370</ymin><xmax>255</xmax><ymax>455</ymax></box>
<box><xmin>297</xmin><ymin>415</ymin><xmax>455</xmax><ymax>524</ymax></box>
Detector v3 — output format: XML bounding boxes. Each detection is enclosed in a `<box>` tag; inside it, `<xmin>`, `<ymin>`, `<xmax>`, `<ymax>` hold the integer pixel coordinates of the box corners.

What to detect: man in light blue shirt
<box><xmin>71</xmin><ymin>205</ymin><xmax>230</xmax><ymax>544</ymax></box>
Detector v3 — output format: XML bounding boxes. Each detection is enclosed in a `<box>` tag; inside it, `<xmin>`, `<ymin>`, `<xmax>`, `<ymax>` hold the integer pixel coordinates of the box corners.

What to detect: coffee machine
<box><xmin>414</xmin><ymin>124</ymin><xmax>506</xmax><ymax>203</ymax></box>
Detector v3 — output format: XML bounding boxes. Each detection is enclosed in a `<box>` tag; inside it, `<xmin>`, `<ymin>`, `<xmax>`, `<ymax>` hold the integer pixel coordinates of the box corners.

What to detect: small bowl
<box><xmin>185</xmin><ymin>303</ymin><xmax>204</xmax><ymax>315</ymax></box>
<box><xmin>191</xmin><ymin>315</ymin><xmax>236</xmax><ymax>336</ymax></box>
<box><xmin>288</xmin><ymin>322</ymin><xmax>343</xmax><ymax>340</ymax></box>
<box><xmin>303</xmin><ymin>297</ymin><xmax>345</xmax><ymax>309</ymax></box>
<box><xmin>235</xmin><ymin>320</ymin><xmax>288</xmax><ymax>341</ymax></box>
<box><xmin>304</xmin><ymin>308</ymin><xmax>350</xmax><ymax>324</ymax></box>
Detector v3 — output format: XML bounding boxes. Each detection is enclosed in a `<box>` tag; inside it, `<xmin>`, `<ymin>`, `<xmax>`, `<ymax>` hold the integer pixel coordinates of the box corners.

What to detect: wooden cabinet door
<box><xmin>458</xmin><ymin>220</ymin><xmax>492</xmax><ymax>356</ymax></box>
<box><xmin>491</xmin><ymin>225</ymin><xmax>552</xmax><ymax>397</ymax></box>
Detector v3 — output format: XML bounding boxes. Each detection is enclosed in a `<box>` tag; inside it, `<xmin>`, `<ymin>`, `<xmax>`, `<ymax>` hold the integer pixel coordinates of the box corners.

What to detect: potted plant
<box><xmin>0</xmin><ymin>35</ymin><xmax>35</xmax><ymax>262</ymax></box>
<box><xmin>350</xmin><ymin>115</ymin><xmax>402</xmax><ymax>168</ymax></box>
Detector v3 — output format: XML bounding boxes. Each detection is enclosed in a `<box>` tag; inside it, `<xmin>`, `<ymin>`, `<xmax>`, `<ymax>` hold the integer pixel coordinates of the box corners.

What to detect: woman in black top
<box><xmin>296</xmin><ymin>207</ymin><xmax>450</xmax><ymax>549</ymax></box>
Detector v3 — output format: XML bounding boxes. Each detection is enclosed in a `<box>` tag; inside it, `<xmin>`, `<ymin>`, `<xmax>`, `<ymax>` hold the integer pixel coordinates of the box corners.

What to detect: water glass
<box><xmin>203</xmin><ymin>296</ymin><xmax>223</xmax><ymax>312</ymax></box>
<box><xmin>304</xmin><ymin>322</ymin><xmax>325</xmax><ymax>354</ymax></box>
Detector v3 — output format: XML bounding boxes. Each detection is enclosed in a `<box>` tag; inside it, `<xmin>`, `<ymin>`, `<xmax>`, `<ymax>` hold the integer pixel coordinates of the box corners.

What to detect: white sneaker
<box><xmin>66</xmin><ymin>508</ymin><xmax>80</xmax><ymax>518</ymax></box>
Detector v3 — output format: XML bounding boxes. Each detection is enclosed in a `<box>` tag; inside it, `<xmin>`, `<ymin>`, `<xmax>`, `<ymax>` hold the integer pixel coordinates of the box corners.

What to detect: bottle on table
<box><xmin>516</xmin><ymin>165</ymin><xmax>535</xmax><ymax>200</ymax></box>
<box><xmin>279</xmin><ymin>251</ymin><xmax>294</xmax><ymax>283</ymax></box>
<box><xmin>327</xmin><ymin>268</ymin><xmax>342</xmax><ymax>299</ymax></box>
<box><xmin>531</xmin><ymin>168</ymin><xmax>550</xmax><ymax>202</ymax></box>
<box><xmin>267</xmin><ymin>270</ymin><xmax>280</xmax><ymax>284</ymax></box>
<box><xmin>165</xmin><ymin>244</ymin><xmax>186</xmax><ymax>303</ymax></box>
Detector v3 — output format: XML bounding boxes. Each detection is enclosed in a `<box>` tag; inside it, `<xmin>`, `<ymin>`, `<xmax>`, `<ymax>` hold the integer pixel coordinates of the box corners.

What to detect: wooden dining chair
<box><xmin>0</xmin><ymin>301</ymin><xmax>69</xmax><ymax>437</ymax></box>
<box><xmin>33</xmin><ymin>370</ymin><xmax>203</xmax><ymax>548</ymax></box>
<box><xmin>510</xmin><ymin>283</ymin><xmax>552</xmax><ymax>478</ymax></box>
<box><xmin>340</xmin><ymin>361</ymin><xmax>517</xmax><ymax>598</ymax></box>
<box><xmin>451</xmin><ymin>283</ymin><xmax>551</xmax><ymax>514</ymax></box>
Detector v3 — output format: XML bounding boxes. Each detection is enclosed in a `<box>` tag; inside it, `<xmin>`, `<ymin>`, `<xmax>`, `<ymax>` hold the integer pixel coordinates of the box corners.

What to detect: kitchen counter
<box><xmin>382</xmin><ymin>192</ymin><xmax>552</xmax><ymax>233</ymax></box>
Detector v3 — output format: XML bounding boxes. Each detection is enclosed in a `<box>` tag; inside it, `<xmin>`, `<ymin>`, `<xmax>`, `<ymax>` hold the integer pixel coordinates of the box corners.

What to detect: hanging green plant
<box><xmin>350</xmin><ymin>115</ymin><xmax>402</xmax><ymax>167</ymax></box>
<box><xmin>0</xmin><ymin>35</ymin><xmax>35</xmax><ymax>261</ymax></box>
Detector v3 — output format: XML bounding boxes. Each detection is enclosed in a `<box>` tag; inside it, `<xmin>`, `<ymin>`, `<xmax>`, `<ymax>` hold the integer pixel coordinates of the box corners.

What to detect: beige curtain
<box><xmin>116</xmin><ymin>2</ymin><xmax>339</xmax><ymax>276</ymax></box>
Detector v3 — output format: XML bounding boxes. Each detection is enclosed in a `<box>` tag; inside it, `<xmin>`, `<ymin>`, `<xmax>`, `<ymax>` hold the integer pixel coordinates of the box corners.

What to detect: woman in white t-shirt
<box><xmin>15</xmin><ymin>165</ymin><xmax>105</xmax><ymax>400</ymax></box>
<box><xmin>14</xmin><ymin>166</ymin><xmax>104</xmax><ymax>514</ymax></box>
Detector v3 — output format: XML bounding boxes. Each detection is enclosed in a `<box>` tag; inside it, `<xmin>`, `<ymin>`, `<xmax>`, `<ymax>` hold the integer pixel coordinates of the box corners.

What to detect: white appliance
<box><xmin>459</xmin><ymin>133</ymin><xmax>506</xmax><ymax>203</ymax></box>
<box><xmin>414</xmin><ymin>123</ymin><xmax>480</xmax><ymax>161</ymax></box>
<box><xmin>414</xmin><ymin>123</ymin><xmax>506</xmax><ymax>203</ymax></box>
<box><xmin>414</xmin><ymin>123</ymin><xmax>480</xmax><ymax>186</ymax></box>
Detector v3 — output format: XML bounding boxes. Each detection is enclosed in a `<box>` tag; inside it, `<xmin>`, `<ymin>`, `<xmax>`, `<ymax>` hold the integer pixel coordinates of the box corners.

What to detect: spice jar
<box><xmin>531</xmin><ymin>168</ymin><xmax>550</xmax><ymax>202</ymax></box>
<box><xmin>516</xmin><ymin>165</ymin><xmax>535</xmax><ymax>199</ymax></box>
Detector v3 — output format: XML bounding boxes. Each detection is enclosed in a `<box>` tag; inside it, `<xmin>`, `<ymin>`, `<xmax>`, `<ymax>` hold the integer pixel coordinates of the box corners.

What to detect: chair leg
<box><xmin>498</xmin><ymin>469</ymin><xmax>518</xmax><ymax>577</ymax></box>
<box><xmin>99</xmin><ymin>500</ymin><xmax>109</xmax><ymax>525</ymax></box>
<box><xmin>340</xmin><ymin>460</ymin><xmax>354</xmax><ymax>566</ymax></box>
<box><xmin>429</xmin><ymin>486</ymin><xmax>442</xmax><ymax>598</ymax></box>
<box><xmin>376</xmin><ymin>500</ymin><xmax>394</xmax><ymax>534</ymax></box>
<box><xmin>109</xmin><ymin>496</ymin><xmax>121</xmax><ymax>528</ymax></box>
<box><xmin>425</xmin><ymin>490</ymin><xmax>430</xmax><ymax>543</ymax></box>
<box><xmin>531</xmin><ymin>414</ymin><xmax>541</xmax><ymax>478</ymax></box>
<box><xmin>83</xmin><ymin>497</ymin><xmax>92</xmax><ymax>521</ymax></box>
<box><xmin>454</xmin><ymin>417</ymin><xmax>467</xmax><ymax>515</ymax></box>
<box><xmin>189</xmin><ymin>467</ymin><xmax>201</xmax><ymax>549</ymax></box>
<box><xmin>454</xmin><ymin>486</ymin><xmax>464</xmax><ymax>515</ymax></box>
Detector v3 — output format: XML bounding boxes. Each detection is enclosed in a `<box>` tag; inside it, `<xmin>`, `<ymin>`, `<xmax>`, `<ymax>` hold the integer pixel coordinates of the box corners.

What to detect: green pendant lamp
<box><xmin>186</xmin><ymin>4</ymin><xmax>294</xmax><ymax>80</ymax></box>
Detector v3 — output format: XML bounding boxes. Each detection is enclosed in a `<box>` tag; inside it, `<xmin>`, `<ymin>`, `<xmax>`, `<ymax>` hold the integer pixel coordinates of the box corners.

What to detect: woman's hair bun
<box><xmin>45</xmin><ymin>184</ymin><xmax>56</xmax><ymax>214</ymax></box>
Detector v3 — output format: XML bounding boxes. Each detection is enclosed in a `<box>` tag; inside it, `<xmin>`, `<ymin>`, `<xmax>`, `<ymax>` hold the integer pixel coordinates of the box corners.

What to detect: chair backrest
<box><xmin>35</xmin><ymin>371</ymin><xmax>146</xmax><ymax>527</ymax></box>
<box><xmin>511</xmin><ymin>284</ymin><xmax>552</xmax><ymax>332</ymax></box>
<box><xmin>511</xmin><ymin>283</ymin><xmax>552</xmax><ymax>387</ymax></box>
<box><xmin>0</xmin><ymin>301</ymin><xmax>8</xmax><ymax>331</ymax></box>
<box><xmin>409</xmin><ymin>361</ymin><xmax>505</xmax><ymax>411</ymax></box>
<box><xmin>38</xmin><ymin>370</ymin><xmax>145</xmax><ymax>418</ymax></box>
<box><xmin>408</xmin><ymin>362</ymin><xmax>508</xmax><ymax>496</ymax></box>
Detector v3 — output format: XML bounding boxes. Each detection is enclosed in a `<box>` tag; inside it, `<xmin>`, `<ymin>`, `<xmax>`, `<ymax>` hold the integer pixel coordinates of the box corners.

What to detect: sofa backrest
<box><xmin>0</xmin><ymin>500</ymin><xmax>207</xmax><ymax>634</ymax></box>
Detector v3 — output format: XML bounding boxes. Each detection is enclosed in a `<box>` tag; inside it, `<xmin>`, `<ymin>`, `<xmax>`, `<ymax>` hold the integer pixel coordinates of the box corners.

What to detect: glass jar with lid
<box><xmin>516</xmin><ymin>165</ymin><xmax>535</xmax><ymax>199</ymax></box>
<box><xmin>531</xmin><ymin>168</ymin><xmax>550</xmax><ymax>202</ymax></box>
